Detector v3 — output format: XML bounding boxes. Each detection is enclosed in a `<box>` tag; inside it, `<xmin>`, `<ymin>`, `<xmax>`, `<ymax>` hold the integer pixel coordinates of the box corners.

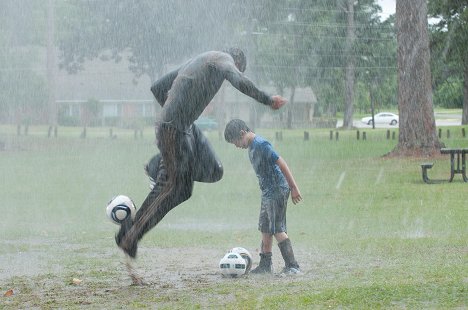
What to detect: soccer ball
<box><xmin>219</xmin><ymin>252</ymin><xmax>246</xmax><ymax>277</ymax></box>
<box><xmin>106</xmin><ymin>195</ymin><xmax>136</xmax><ymax>225</ymax></box>
<box><xmin>230</xmin><ymin>247</ymin><xmax>253</xmax><ymax>273</ymax></box>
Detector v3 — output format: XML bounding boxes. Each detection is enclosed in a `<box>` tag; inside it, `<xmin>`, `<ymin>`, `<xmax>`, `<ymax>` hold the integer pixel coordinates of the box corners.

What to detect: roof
<box><xmin>38</xmin><ymin>48</ymin><xmax>316</xmax><ymax>104</ymax></box>
<box><xmin>54</xmin><ymin>57</ymin><xmax>153</xmax><ymax>102</ymax></box>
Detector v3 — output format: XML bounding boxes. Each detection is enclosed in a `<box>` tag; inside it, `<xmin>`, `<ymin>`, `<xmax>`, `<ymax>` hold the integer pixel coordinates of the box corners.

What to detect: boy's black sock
<box><xmin>250</xmin><ymin>252</ymin><xmax>272</xmax><ymax>274</ymax></box>
<box><xmin>278</xmin><ymin>239</ymin><xmax>299</xmax><ymax>269</ymax></box>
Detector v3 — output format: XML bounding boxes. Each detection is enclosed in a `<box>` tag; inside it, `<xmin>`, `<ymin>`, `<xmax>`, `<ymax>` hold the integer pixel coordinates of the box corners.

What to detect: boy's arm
<box><xmin>277</xmin><ymin>157</ymin><xmax>302</xmax><ymax>205</ymax></box>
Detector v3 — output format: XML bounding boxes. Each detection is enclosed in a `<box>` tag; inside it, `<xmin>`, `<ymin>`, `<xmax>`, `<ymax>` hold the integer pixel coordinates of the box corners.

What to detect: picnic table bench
<box><xmin>421</xmin><ymin>148</ymin><xmax>468</xmax><ymax>183</ymax></box>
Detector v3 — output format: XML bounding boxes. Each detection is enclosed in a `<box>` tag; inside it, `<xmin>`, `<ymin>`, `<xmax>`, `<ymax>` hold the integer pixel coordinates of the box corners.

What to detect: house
<box><xmin>54</xmin><ymin>56</ymin><xmax>155</xmax><ymax>127</ymax></box>
<box><xmin>53</xmin><ymin>55</ymin><xmax>318</xmax><ymax>128</ymax></box>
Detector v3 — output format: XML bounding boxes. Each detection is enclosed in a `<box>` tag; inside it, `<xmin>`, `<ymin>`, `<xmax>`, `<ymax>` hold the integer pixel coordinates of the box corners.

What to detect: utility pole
<box><xmin>47</xmin><ymin>0</ymin><xmax>57</xmax><ymax>127</ymax></box>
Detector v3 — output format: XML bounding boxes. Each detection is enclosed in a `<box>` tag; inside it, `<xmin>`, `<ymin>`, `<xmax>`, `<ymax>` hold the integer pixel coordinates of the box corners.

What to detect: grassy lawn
<box><xmin>0</xmin><ymin>125</ymin><xmax>467</xmax><ymax>309</ymax></box>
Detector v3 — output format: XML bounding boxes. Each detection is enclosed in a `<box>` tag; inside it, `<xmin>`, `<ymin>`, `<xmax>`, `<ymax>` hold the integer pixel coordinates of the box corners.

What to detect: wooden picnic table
<box><xmin>421</xmin><ymin>148</ymin><xmax>468</xmax><ymax>183</ymax></box>
<box><xmin>440</xmin><ymin>148</ymin><xmax>468</xmax><ymax>182</ymax></box>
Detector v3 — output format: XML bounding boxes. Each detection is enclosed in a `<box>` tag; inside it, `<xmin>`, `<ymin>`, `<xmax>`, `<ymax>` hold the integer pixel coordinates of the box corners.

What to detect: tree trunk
<box><xmin>47</xmin><ymin>0</ymin><xmax>57</xmax><ymax>126</ymax></box>
<box><xmin>390</xmin><ymin>0</ymin><xmax>443</xmax><ymax>157</ymax></box>
<box><xmin>342</xmin><ymin>0</ymin><xmax>356</xmax><ymax>129</ymax></box>
<box><xmin>462</xmin><ymin>65</ymin><xmax>468</xmax><ymax>125</ymax></box>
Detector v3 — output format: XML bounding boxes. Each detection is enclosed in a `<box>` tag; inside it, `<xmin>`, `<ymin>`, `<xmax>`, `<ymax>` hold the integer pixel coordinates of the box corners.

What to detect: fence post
<box><xmin>304</xmin><ymin>131</ymin><xmax>309</xmax><ymax>141</ymax></box>
<box><xmin>80</xmin><ymin>127</ymin><xmax>86</xmax><ymax>139</ymax></box>
<box><xmin>462</xmin><ymin>128</ymin><xmax>466</xmax><ymax>138</ymax></box>
<box><xmin>363</xmin><ymin>132</ymin><xmax>367</xmax><ymax>140</ymax></box>
<box><xmin>386</xmin><ymin>130</ymin><xmax>390</xmax><ymax>140</ymax></box>
<box><xmin>356</xmin><ymin>130</ymin><xmax>360</xmax><ymax>140</ymax></box>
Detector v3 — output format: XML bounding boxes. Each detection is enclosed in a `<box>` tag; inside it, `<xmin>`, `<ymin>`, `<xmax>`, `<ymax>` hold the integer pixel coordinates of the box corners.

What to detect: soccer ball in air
<box><xmin>219</xmin><ymin>252</ymin><xmax>247</xmax><ymax>277</ymax></box>
<box><xmin>106</xmin><ymin>195</ymin><xmax>136</xmax><ymax>225</ymax></box>
<box><xmin>230</xmin><ymin>247</ymin><xmax>253</xmax><ymax>273</ymax></box>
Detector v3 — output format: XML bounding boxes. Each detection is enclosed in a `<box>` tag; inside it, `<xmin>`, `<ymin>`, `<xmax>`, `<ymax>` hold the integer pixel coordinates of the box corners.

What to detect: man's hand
<box><xmin>271</xmin><ymin>95</ymin><xmax>287</xmax><ymax>110</ymax></box>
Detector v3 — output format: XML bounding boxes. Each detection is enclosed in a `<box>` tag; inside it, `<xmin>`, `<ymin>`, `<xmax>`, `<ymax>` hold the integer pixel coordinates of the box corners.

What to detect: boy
<box><xmin>224</xmin><ymin>119</ymin><xmax>302</xmax><ymax>275</ymax></box>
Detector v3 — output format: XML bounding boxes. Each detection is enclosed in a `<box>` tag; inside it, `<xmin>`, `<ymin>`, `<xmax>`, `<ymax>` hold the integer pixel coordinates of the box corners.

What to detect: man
<box><xmin>116</xmin><ymin>48</ymin><xmax>287</xmax><ymax>260</ymax></box>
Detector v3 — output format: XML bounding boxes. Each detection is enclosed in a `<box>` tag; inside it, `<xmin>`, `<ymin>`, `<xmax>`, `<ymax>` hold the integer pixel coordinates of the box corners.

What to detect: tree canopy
<box><xmin>428</xmin><ymin>0</ymin><xmax>468</xmax><ymax>124</ymax></box>
<box><xmin>0</xmin><ymin>0</ymin><xmax>48</xmax><ymax>124</ymax></box>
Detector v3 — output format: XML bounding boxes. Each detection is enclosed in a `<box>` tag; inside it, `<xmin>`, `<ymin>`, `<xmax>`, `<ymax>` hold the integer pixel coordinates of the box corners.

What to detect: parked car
<box><xmin>361</xmin><ymin>112</ymin><xmax>399</xmax><ymax>126</ymax></box>
<box><xmin>194</xmin><ymin>117</ymin><xmax>218</xmax><ymax>130</ymax></box>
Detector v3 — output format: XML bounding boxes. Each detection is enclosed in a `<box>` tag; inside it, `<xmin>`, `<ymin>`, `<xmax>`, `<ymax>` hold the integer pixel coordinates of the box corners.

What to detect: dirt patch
<box><xmin>1</xmin><ymin>244</ymin><xmax>326</xmax><ymax>308</ymax></box>
<box><xmin>113</xmin><ymin>246</ymin><xmax>320</xmax><ymax>287</ymax></box>
<box><xmin>0</xmin><ymin>243</ymin><xmax>320</xmax><ymax>285</ymax></box>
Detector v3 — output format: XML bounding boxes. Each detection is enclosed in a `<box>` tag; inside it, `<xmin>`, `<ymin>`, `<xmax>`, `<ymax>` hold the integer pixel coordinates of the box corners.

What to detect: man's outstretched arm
<box><xmin>224</xmin><ymin>68</ymin><xmax>287</xmax><ymax>110</ymax></box>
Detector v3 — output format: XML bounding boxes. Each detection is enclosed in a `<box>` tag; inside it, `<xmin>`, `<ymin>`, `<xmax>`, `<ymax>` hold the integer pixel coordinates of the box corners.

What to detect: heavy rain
<box><xmin>0</xmin><ymin>0</ymin><xmax>467</xmax><ymax>308</ymax></box>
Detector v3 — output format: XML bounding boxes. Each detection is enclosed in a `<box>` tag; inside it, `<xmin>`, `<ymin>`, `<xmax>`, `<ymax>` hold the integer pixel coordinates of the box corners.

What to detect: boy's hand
<box><xmin>271</xmin><ymin>95</ymin><xmax>287</xmax><ymax>110</ymax></box>
<box><xmin>291</xmin><ymin>187</ymin><xmax>302</xmax><ymax>205</ymax></box>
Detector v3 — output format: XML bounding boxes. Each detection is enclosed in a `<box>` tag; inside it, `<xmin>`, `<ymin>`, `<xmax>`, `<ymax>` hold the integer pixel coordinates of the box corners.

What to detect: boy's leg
<box><xmin>251</xmin><ymin>234</ymin><xmax>273</xmax><ymax>274</ymax></box>
<box><xmin>277</xmin><ymin>238</ymin><xmax>300</xmax><ymax>274</ymax></box>
<box><xmin>251</xmin><ymin>194</ymin><xmax>278</xmax><ymax>275</ymax></box>
<box><xmin>116</xmin><ymin>124</ymin><xmax>194</xmax><ymax>258</ymax></box>
<box><xmin>260</xmin><ymin>233</ymin><xmax>274</xmax><ymax>253</ymax></box>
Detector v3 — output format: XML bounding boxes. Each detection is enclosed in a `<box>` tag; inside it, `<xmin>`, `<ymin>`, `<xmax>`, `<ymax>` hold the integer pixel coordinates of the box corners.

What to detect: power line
<box><xmin>271</xmin><ymin>21</ymin><xmax>395</xmax><ymax>31</ymax></box>
<box><xmin>252</xmin><ymin>65</ymin><xmax>396</xmax><ymax>70</ymax></box>
<box><xmin>251</xmin><ymin>32</ymin><xmax>395</xmax><ymax>42</ymax></box>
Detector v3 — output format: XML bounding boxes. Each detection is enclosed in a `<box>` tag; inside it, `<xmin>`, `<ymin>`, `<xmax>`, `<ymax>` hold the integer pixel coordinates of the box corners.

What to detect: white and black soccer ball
<box><xmin>230</xmin><ymin>247</ymin><xmax>253</xmax><ymax>273</ymax></box>
<box><xmin>219</xmin><ymin>251</ymin><xmax>247</xmax><ymax>277</ymax></box>
<box><xmin>106</xmin><ymin>195</ymin><xmax>136</xmax><ymax>225</ymax></box>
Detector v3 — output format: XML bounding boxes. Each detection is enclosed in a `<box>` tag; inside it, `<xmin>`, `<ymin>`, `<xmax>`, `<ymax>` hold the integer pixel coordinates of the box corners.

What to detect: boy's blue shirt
<box><xmin>248</xmin><ymin>135</ymin><xmax>289</xmax><ymax>196</ymax></box>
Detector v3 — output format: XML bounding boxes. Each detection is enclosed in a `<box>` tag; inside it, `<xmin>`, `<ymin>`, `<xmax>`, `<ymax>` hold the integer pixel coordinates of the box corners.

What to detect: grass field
<box><xmin>0</xmin><ymin>125</ymin><xmax>467</xmax><ymax>309</ymax></box>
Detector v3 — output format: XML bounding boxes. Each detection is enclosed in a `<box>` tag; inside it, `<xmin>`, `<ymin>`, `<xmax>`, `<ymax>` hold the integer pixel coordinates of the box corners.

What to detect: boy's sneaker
<box><xmin>280</xmin><ymin>266</ymin><xmax>301</xmax><ymax>276</ymax></box>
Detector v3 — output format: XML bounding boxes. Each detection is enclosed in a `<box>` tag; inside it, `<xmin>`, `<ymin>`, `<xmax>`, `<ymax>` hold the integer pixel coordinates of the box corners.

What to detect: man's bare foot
<box><xmin>125</xmin><ymin>256</ymin><xmax>145</xmax><ymax>286</ymax></box>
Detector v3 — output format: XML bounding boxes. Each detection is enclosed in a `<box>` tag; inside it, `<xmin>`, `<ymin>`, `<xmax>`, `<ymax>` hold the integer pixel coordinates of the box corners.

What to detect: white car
<box><xmin>361</xmin><ymin>112</ymin><xmax>399</xmax><ymax>126</ymax></box>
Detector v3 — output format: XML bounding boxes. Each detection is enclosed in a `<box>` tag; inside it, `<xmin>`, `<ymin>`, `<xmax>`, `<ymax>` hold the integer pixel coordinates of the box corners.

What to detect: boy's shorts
<box><xmin>258</xmin><ymin>188</ymin><xmax>290</xmax><ymax>234</ymax></box>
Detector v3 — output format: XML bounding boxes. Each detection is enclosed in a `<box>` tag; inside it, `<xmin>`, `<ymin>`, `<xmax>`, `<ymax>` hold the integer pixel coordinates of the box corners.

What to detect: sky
<box><xmin>377</xmin><ymin>0</ymin><xmax>396</xmax><ymax>18</ymax></box>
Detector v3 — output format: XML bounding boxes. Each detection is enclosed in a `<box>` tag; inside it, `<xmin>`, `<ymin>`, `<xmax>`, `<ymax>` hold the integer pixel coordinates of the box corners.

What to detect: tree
<box><xmin>390</xmin><ymin>0</ymin><xmax>443</xmax><ymax>157</ymax></box>
<box><xmin>56</xmin><ymin>0</ymin><xmax>397</xmax><ymax>130</ymax></box>
<box><xmin>252</xmin><ymin>0</ymin><xmax>310</xmax><ymax>128</ymax></box>
<box><xmin>428</xmin><ymin>0</ymin><xmax>468</xmax><ymax>124</ymax></box>
<box><xmin>252</xmin><ymin>0</ymin><xmax>389</xmax><ymax>128</ymax></box>
<box><xmin>58</xmin><ymin>0</ymin><xmax>253</xmax><ymax>81</ymax></box>
<box><xmin>341</xmin><ymin>0</ymin><xmax>356</xmax><ymax>129</ymax></box>
<box><xmin>0</xmin><ymin>0</ymin><xmax>49</xmax><ymax>124</ymax></box>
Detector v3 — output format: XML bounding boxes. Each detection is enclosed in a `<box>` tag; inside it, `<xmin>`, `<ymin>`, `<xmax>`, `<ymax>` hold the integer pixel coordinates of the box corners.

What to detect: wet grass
<box><xmin>0</xmin><ymin>125</ymin><xmax>467</xmax><ymax>309</ymax></box>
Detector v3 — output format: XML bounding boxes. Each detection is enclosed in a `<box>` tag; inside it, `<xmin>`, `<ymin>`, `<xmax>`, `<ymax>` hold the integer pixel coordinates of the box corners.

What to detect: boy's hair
<box><xmin>224</xmin><ymin>119</ymin><xmax>250</xmax><ymax>143</ymax></box>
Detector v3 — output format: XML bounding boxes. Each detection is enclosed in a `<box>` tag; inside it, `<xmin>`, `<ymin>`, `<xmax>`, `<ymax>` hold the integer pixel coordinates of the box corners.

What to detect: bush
<box><xmin>58</xmin><ymin>115</ymin><xmax>80</xmax><ymax>126</ymax></box>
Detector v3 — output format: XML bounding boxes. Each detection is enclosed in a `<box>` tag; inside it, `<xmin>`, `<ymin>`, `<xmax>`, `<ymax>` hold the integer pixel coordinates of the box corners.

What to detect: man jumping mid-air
<box><xmin>116</xmin><ymin>48</ymin><xmax>288</xmax><ymax>264</ymax></box>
